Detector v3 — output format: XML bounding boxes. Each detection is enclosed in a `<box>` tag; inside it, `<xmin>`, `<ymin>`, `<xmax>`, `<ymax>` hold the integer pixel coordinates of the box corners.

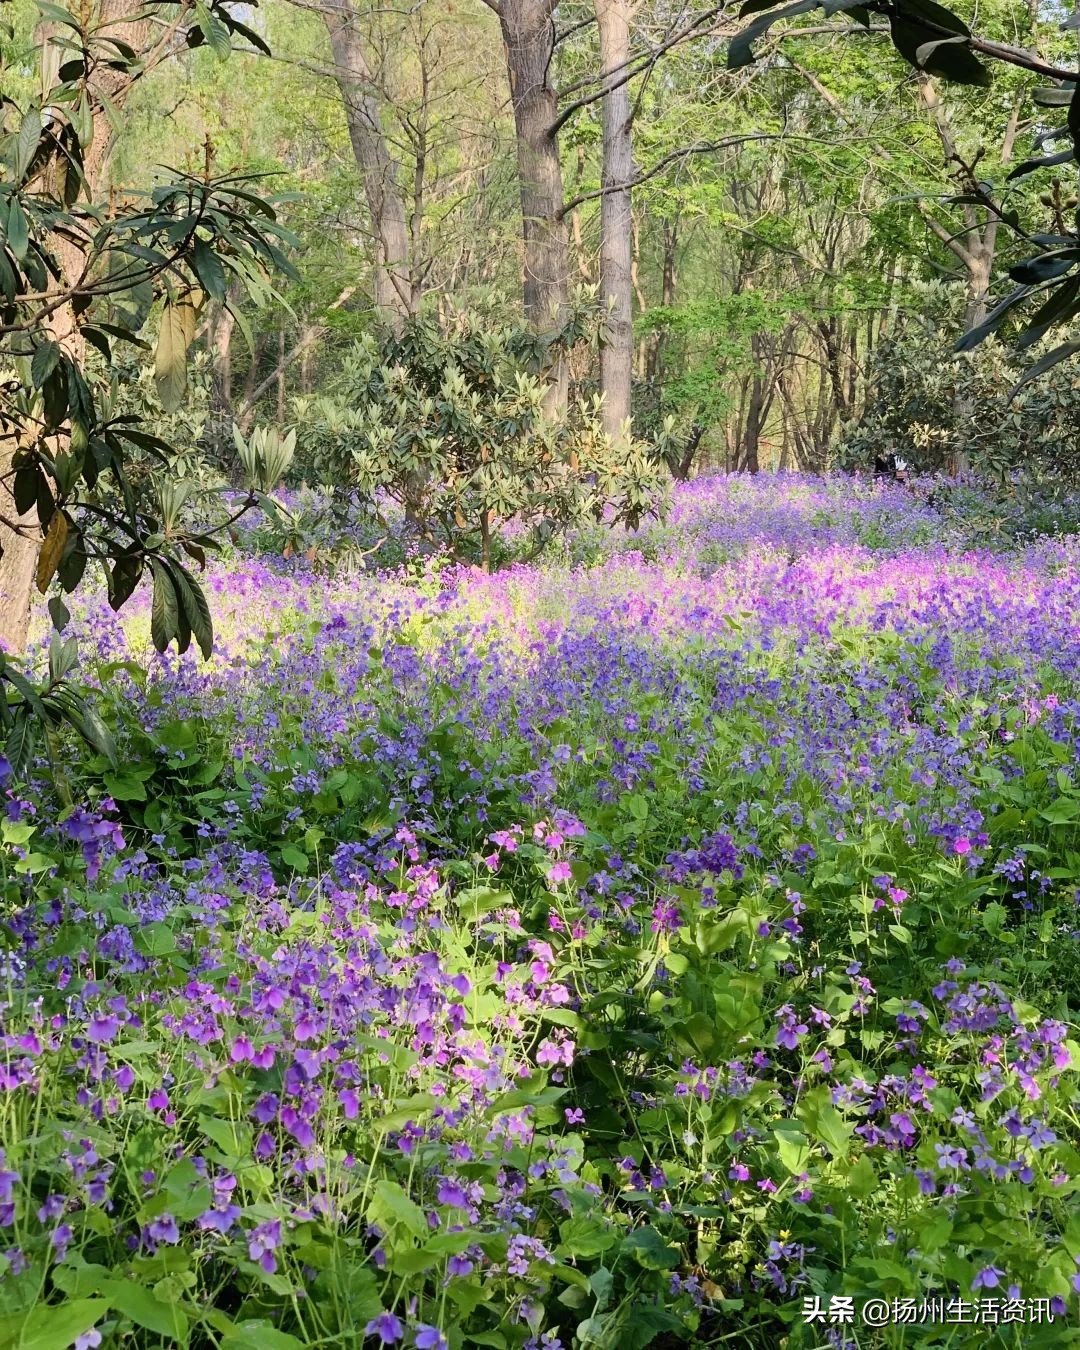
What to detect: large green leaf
<box><xmin>191</xmin><ymin>236</ymin><xmax>226</xmax><ymax>299</ymax></box>
<box><xmin>17</xmin><ymin>1298</ymin><xmax>110</xmax><ymax>1350</ymax></box>
<box><xmin>150</xmin><ymin>560</ymin><xmax>180</xmax><ymax>653</ymax></box>
<box><xmin>154</xmin><ymin>295</ymin><xmax>198</xmax><ymax>412</ymax></box>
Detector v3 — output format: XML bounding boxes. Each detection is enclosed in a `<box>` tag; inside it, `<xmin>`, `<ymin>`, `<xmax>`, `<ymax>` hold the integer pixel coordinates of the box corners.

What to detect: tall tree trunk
<box><xmin>320</xmin><ymin>0</ymin><xmax>412</xmax><ymax>330</ymax></box>
<box><xmin>497</xmin><ymin>0</ymin><xmax>569</xmax><ymax>413</ymax></box>
<box><xmin>1</xmin><ymin>0</ymin><xmax>147</xmax><ymax>652</ymax></box>
<box><xmin>208</xmin><ymin>300</ymin><xmax>235</xmax><ymax>413</ymax></box>
<box><xmin>647</xmin><ymin>216</ymin><xmax>677</xmax><ymax>384</ymax></box>
<box><xmin>594</xmin><ymin>0</ymin><xmax>634</xmax><ymax>442</ymax></box>
<box><xmin>742</xmin><ymin>355</ymin><xmax>763</xmax><ymax>475</ymax></box>
<box><xmin>0</xmin><ymin>444</ymin><xmax>38</xmax><ymax>654</ymax></box>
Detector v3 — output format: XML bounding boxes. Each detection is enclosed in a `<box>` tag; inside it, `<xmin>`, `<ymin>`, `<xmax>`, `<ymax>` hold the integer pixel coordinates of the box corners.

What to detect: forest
<box><xmin>4</xmin><ymin>0</ymin><xmax>1080</xmax><ymax>1345</ymax></box>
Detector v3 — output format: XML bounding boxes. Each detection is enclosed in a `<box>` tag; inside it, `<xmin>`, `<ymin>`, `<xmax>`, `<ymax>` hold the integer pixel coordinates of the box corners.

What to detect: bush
<box><xmin>839</xmin><ymin>311</ymin><xmax>1080</xmax><ymax>479</ymax></box>
<box><xmin>290</xmin><ymin>307</ymin><xmax>669</xmax><ymax>569</ymax></box>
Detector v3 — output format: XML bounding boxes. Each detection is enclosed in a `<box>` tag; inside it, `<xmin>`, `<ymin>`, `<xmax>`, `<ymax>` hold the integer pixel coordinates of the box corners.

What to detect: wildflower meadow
<box><xmin>2</xmin><ymin>475</ymin><xmax>1080</xmax><ymax>1348</ymax></box>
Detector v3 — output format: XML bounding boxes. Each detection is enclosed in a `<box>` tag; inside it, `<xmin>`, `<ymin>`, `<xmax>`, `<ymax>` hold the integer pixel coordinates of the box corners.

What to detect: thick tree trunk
<box><xmin>321</xmin><ymin>0</ymin><xmax>412</xmax><ymax>330</ymax></box>
<box><xmin>498</xmin><ymin>0</ymin><xmax>569</xmax><ymax>414</ymax></box>
<box><xmin>0</xmin><ymin>442</ymin><xmax>38</xmax><ymax>653</ymax></box>
<box><xmin>742</xmin><ymin>372</ymin><xmax>763</xmax><ymax>474</ymax></box>
<box><xmin>595</xmin><ymin>0</ymin><xmax>634</xmax><ymax>443</ymax></box>
<box><xmin>0</xmin><ymin>0</ymin><xmax>148</xmax><ymax>652</ymax></box>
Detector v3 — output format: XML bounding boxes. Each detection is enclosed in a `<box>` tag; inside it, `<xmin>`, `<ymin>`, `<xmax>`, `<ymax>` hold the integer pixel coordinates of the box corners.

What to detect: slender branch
<box><xmin>551</xmin><ymin>4</ymin><xmax>729</xmax><ymax>136</ymax></box>
<box><xmin>557</xmin><ymin>131</ymin><xmax>862</xmax><ymax>218</ymax></box>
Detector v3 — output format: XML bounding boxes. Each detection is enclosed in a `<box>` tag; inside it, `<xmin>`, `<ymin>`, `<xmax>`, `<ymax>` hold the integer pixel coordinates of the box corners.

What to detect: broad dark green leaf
<box><xmin>4</xmin><ymin>712</ymin><xmax>36</xmax><ymax>777</ymax></box>
<box><xmin>1010</xmin><ymin>341</ymin><xmax>1080</xmax><ymax>394</ymax></box>
<box><xmin>1017</xmin><ymin>275</ymin><xmax>1080</xmax><ymax>349</ymax></box>
<box><xmin>728</xmin><ymin>0</ymin><xmax>818</xmax><ymax>68</ymax></box>
<box><xmin>13</xmin><ymin>111</ymin><xmax>42</xmax><ymax>180</ymax></box>
<box><xmin>30</xmin><ymin>340</ymin><xmax>60</xmax><ymax>389</ymax></box>
<box><xmin>195</xmin><ymin>0</ymin><xmax>231</xmax><ymax>58</ymax></box>
<box><xmin>6</xmin><ymin>198</ymin><xmax>28</xmax><ymax>260</ymax></box>
<box><xmin>191</xmin><ymin>236</ymin><xmax>226</xmax><ymax>299</ymax></box>
<box><xmin>150</xmin><ymin>560</ymin><xmax>180</xmax><ymax>653</ymax></box>
<box><xmin>1008</xmin><ymin>148</ymin><xmax>1077</xmax><ymax>180</ymax></box>
<box><xmin>955</xmin><ymin>284</ymin><xmax>1031</xmax><ymax>351</ymax></box>
<box><xmin>164</xmin><ymin>560</ymin><xmax>214</xmax><ymax>659</ymax></box>
<box><xmin>1008</xmin><ymin>251</ymin><xmax>1080</xmax><ymax>285</ymax></box>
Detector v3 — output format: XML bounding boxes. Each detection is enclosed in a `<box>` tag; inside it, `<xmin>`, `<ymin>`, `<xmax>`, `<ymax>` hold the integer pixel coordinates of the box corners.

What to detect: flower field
<box><xmin>4</xmin><ymin>474</ymin><xmax>1080</xmax><ymax>1349</ymax></box>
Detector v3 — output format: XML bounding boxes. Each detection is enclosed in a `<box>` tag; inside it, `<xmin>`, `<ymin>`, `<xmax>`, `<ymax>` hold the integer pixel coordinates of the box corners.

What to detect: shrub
<box><xmin>291</xmin><ymin>308</ymin><xmax>669</xmax><ymax>569</ymax></box>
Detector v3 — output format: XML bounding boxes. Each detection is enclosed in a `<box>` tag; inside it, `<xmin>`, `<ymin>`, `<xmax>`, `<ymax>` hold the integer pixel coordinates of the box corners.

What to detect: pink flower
<box><xmin>548</xmin><ymin>860</ymin><xmax>573</xmax><ymax>885</ymax></box>
<box><xmin>953</xmin><ymin>838</ymin><xmax>972</xmax><ymax>855</ymax></box>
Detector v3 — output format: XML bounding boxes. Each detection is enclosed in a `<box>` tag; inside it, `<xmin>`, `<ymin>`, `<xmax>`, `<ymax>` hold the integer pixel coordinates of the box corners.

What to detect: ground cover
<box><xmin>3</xmin><ymin>475</ymin><xmax>1080</xmax><ymax>1348</ymax></box>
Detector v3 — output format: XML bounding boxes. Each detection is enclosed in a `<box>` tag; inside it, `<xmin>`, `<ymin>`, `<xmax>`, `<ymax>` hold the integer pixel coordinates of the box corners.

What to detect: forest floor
<box><xmin>2</xmin><ymin>473</ymin><xmax>1080</xmax><ymax>1349</ymax></box>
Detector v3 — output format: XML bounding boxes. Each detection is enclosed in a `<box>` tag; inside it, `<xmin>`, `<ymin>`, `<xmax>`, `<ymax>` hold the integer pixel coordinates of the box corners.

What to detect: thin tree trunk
<box><xmin>208</xmin><ymin>301</ymin><xmax>236</xmax><ymax>412</ymax></box>
<box><xmin>595</xmin><ymin>0</ymin><xmax>634</xmax><ymax>442</ymax></box>
<box><xmin>497</xmin><ymin>0</ymin><xmax>569</xmax><ymax>414</ymax></box>
<box><xmin>647</xmin><ymin>216</ymin><xmax>677</xmax><ymax>383</ymax></box>
<box><xmin>320</xmin><ymin>0</ymin><xmax>412</xmax><ymax>330</ymax></box>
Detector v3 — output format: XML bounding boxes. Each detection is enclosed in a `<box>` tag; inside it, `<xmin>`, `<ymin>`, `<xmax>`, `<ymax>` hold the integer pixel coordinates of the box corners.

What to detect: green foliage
<box><xmin>0</xmin><ymin>0</ymin><xmax>291</xmax><ymax>770</ymax></box>
<box><xmin>839</xmin><ymin>309</ymin><xmax>1080</xmax><ymax>478</ymax></box>
<box><xmin>292</xmin><ymin>306</ymin><xmax>669</xmax><ymax>567</ymax></box>
<box><xmin>729</xmin><ymin>0</ymin><xmax>1080</xmax><ymax>380</ymax></box>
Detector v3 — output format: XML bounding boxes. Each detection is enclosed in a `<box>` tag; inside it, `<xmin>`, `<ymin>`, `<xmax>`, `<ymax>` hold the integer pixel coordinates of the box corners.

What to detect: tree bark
<box><xmin>208</xmin><ymin>300</ymin><xmax>236</xmax><ymax>412</ymax></box>
<box><xmin>1</xmin><ymin>0</ymin><xmax>148</xmax><ymax>653</ymax></box>
<box><xmin>497</xmin><ymin>0</ymin><xmax>570</xmax><ymax>413</ymax></box>
<box><xmin>0</xmin><ymin>443</ymin><xmax>38</xmax><ymax>654</ymax></box>
<box><xmin>595</xmin><ymin>0</ymin><xmax>634</xmax><ymax>442</ymax></box>
<box><xmin>320</xmin><ymin>0</ymin><xmax>413</xmax><ymax>330</ymax></box>
<box><xmin>647</xmin><ymin>216</ymin><xmax>677</xmax><ymax>384</ymax></box>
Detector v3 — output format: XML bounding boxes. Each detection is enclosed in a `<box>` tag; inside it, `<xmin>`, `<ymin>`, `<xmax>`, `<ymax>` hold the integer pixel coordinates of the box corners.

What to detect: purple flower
<box><xmin>365</xmin><ymin>1313</ymin><xmax>404</xmax><ymax>1344</ymax></box>
<box><xmin>86</xmin><ymin>1015</ymin><xmax>119</xmax><ymax>1044</ymax></box>
<box><xmin>248</xmin><ymin>1219</ymin><xmax>282</xmax><ymax>1273</ymax></box>
<box><xmin>148</xmin><ymin>1214</ymin><xmax>179</xmax><ymax>1244</ymax></box>
<box><xmin>50</xmin><ymin>1224</ymin><xmax>73</xmax><ymax>1259</ymax></box>
<box><xmin>436</xmin><ymin>1180</ymin><xmax>469</xmax><ymax>1208</ymax></box>
<box><xmin>414</xmin><ymin>1328</ymin><xmax>448</xmax><ymax>1350</ymax></box>
<box><xmin>972</xmin><ymin>1266</ymin><xmax>1005</xmax><ymax>1291</ymax></box>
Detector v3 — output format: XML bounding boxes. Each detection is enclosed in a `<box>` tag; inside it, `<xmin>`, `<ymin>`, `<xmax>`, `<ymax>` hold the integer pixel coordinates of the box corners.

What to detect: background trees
<box><xmin>5</xmin><ymin>0</ymin><xmax>1080</xmax><ymax>561</ymax></box>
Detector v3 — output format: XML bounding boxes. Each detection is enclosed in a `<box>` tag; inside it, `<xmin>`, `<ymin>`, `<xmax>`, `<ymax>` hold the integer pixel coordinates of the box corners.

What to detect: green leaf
<box><xmin>110</xmin><ymin>1280</ymin><xmax>190</xmax><ymax>1339</ymax></box>
<box><xmin>221</xmin><ymin>1326</ymin><xmax>307</xmax><ymax>1350</ymax></box>
<box><xmin>847</xmin><ymin>1154</ymin><xmax>878</xmax><ymax>1197</ymax></box>
<box><xmin>1011</xmin><ymin>342</ymin><xmax>1080</xmax><ymax>393</ymax></box>
<box><xmin>191</xmin><ymin>237</ymin><xmax>226</xmax><ymax>299</ymax></box>
<box><xmin>155</xmin><ymin>295</ymin><xmax>197</xmax><ymax>412</ymax></box>
<box><xmin>621</xmin><ymin>1226</ymin><xmax>680</xmax><ymax>1271</ymax></box>
<box><xmin>14</xmin><ymin>111</ymin><xmax>42</xmax><ymax>180</ymax></box>
<box><xmin>195</xmin><ymin>0</ymin><xmax>231</xmax><ymax>57</ymax></box>
<box><xmin>103</xmin><ymin>772</ymin><xmax>148</xmax><ymax>802</ymax></box>
<box><xmin>163</xmin><ymin>560</ymin><xmax>214</xmax><ymax>658</ymax></box>
<box><xmin>18</xmin><ymin>1298</ymin><xmax>110</xmax><ymax>1350</ymax></box>
<box><xmin>559</xmin><ymin>1217</ymin><xmax>619</xmax><ymax>1259</ymax></box>
<box><xmin>774</xmin><ymin>1122</ymin><xmax>812</xmax><ymax>1173</ymax></box>
<box><xmin>728</xmin><ymin>0</ymin><xmax>817</xmax><ymax>69</ymax></box>
<box><xmin>1009</xmin><ymin>251</ymin><xmax>1080</xmax><ymax>285</ymax></box>
<box><xmin>150</xmin><ymin>561</ymin><xmax>180</xmax><ymax>653</ymax></box>
<box><xmin>367</xmin><ymin>1180</ymin><xmax>428</xmax><ymax>1239</ymax></box>
<box><xmin>955</xmin><ymin>285</ymin><xmax>1030</xmax><ymax>351</ymax></box>
<box><xmin>6</xmin><ymin>197</ymin><xmax>28</xmax><ymax>260</ymax></box>
<box><xmin>280</xmin><ymin>845</ymin><xmax>309</xmax><ymax>872</ymax></box>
